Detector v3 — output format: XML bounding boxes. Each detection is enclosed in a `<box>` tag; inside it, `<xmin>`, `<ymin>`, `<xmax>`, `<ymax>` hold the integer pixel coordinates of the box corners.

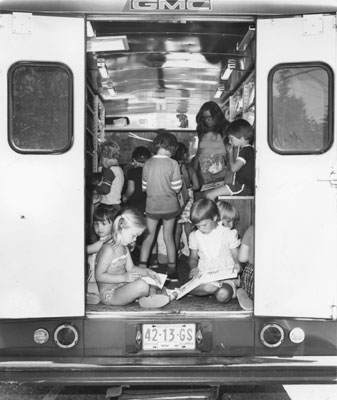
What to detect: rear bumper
<box><xmin>0</xmin><ymin>356</ymin><xmax>336</xmax><ymax>385</ymax></box>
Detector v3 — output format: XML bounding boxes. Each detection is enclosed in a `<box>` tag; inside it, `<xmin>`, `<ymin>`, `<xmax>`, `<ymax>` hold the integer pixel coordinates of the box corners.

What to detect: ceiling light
<box><xmin>87</xmin><ymin>36</ymin><xmax>129</xmax><ymax>52</ymax></box>
<box><xmin>97</xmin><ymin>58</ymin><xmax>108</xmax><ymax>79</ymax></box>
<box><xmin>221</xmin><ymin>59</ymin><xmax>236</xmax><ymax>81</ymax></box>
<box><xmin>214</xmin><ymin>86</ymin><xmax>225</xmax><ymax>99</ymax></box>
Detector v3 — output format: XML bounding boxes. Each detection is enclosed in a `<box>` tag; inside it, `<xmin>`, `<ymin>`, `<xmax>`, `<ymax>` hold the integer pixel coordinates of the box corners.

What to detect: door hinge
<box><xmin>303</xmin><ymin>14</ymin><xmax>323</xmax><ymax>36</ymax></box>
<box><xmin>12</xmin><ymin>12</ymin><xmax>32</xmax><ymax>35</ymax></box>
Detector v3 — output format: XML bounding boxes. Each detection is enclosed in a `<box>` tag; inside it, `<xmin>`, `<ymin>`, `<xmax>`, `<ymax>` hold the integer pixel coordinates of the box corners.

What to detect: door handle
<box><xmin>317</xmin><ymin>171</ymin><xmax>337</xmax><ymax>186</ymax></box>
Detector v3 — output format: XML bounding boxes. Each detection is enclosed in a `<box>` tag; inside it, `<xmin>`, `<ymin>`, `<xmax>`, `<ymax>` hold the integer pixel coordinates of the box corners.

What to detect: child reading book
<box><xmin>185</xmin><ymin>198</ymin><xmax>240</xmax><ymax>303</ymax></box>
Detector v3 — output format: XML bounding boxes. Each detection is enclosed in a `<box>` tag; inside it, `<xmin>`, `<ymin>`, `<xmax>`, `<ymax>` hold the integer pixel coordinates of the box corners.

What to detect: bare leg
<box><xmin>191</xmin><ymin>283</ymin><xmax>218</xmax><ymax>296</ymax></box>
<box><xmin>104</xmin><ymin>279</ymin><xmax>150</xmax><ymax>306</ymax></box>
<box><xmin>162</xmin><ymin>218</ymin><xmax>177</xmax><ymax>266</ymax></box>
<box><xmin>175</xmin><ymin>221</ymin><xmax>183</xmax><ymax>250</ymax></box>
<box><xmin>184</xmin><ymin>222</ymin><xmax>192</xmax><ymax>241</ymax></box>
<box><xmin>205</xmin><ymin>185</ymin><xmax>231</xmax><ymax>201</ymax></box>
<box><xmin>139</xmin><ymin>217</ymin><xmax>159</xmax><ymax>266</ymax></box>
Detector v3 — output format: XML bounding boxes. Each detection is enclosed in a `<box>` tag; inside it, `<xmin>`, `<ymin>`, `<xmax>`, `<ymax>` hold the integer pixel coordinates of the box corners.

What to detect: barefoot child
<box><xmin>95</xmin><ymin>208</ymin><xmax>169</xmax><ymax>308</ymax></box>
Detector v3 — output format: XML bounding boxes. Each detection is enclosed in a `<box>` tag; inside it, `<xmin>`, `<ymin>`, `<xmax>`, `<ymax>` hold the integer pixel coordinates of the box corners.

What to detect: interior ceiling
<box><xmin>87</xmin><ymin>21</ymin><xmax>251</xmax><ymax>119</ymax></box>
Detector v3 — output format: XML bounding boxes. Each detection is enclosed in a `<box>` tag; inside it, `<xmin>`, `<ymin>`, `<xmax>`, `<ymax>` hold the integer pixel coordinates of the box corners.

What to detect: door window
<box><xmin>8</xmin><ymin>61</ymin><xmax>73</xmax><ymax>154</ymax></box>
<box><xmin>268</xmin><ymin>63</ymin><xmax>333</xmax><ymax>154</ymax></box>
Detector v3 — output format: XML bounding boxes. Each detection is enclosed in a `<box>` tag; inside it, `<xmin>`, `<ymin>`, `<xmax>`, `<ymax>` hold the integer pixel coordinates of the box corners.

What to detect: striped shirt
<box><xmin>142</xmin><ymin>155</ymin><xmax>182</xmax><ymax>214</ymax></box>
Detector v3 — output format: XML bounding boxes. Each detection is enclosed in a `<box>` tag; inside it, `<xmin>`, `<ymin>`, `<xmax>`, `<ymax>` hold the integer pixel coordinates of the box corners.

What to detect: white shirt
<box><xmin>189</xmin><ymin>224</ymin><xmax>240</xmax><ymax>273</ymax></box>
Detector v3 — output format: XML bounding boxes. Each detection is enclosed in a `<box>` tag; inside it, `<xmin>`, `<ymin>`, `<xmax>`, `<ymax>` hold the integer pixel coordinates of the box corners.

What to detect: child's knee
<box><xmin>135</xmin><ymin>279</ymin><xmax>150</xmax><ymax>297</ymax></box>
<box><xmin>202</xmin><ymin>283</ymin><xmax>218</xmax><ymax>294</ymax></box>
<box><xmin>216</xmin><ymin>285</ymin><xmax>233</xmax><ymax>303</ymax></box>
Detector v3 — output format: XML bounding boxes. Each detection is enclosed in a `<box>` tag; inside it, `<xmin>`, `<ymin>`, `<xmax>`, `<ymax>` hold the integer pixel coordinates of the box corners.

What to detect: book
<box><xmin>142</xmin><ymin>273</ymin><xmax>167</xmax><ymax>289</ymax></box>
<box><xmin>200</xmin><ymin>180</ymin><xmax>224</xmax><ymax>191</ymax></box>
<box><xmin>175</xmin><ymin>269</ymin><xmax>237</xmax><ymax>300</ymax></box>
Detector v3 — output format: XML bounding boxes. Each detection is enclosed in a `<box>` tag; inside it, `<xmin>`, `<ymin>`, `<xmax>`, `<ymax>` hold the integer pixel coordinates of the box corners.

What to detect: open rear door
<box><xmin>0</xmin><ymin>13</ymin><xmax>85</xmax><ymax>318</ymax></box>
<box><xmin>255</xmin><ymin>14</ymin><xmax>337</xmax><ymax>319</ymax></box>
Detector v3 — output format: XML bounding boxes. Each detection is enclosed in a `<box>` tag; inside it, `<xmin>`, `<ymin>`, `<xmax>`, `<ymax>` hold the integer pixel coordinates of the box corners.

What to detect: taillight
<box><xmin>53</xmin><ymin>324</ymin><xmax>79</xmax><ymax>349</ymax></box>
<box><xmin>260</xmin><ymin>323</ymin><xmax>285</xmax><ymax>348</ymax></box>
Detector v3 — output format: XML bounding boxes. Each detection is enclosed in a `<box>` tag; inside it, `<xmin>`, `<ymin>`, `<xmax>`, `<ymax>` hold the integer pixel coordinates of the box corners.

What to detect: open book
<box><xmin>174</xmin><ymin>269</ymin><xmax>237</xmax><ymax>300</ymax></box>
<box><xmin>142</xmin><ymin>273</ymin><xmax>167</xmax><ymax>289</ymax></box>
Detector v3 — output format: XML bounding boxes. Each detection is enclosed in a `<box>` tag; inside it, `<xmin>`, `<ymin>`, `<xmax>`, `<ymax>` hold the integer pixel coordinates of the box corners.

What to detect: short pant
<box><xmin>224</xmin><ymin>183</ymin><xmax>253</xmax><ymax>196</ymax></box>
<box><xmin>241</xmin><ymin>263</ymin><xmax>254</xmax><ymax>299</ymax></box>
<box><xmin>146</xmin><ymin>209</ymin><xmax>181</xmax><ymax>220</ymax></box>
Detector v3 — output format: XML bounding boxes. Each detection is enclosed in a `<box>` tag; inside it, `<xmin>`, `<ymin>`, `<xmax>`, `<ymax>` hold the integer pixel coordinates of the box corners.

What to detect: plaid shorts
<box><xmin>241</xmin><ymin>263</ymin><xmax>254</xmax><ymax>299</ymax></box>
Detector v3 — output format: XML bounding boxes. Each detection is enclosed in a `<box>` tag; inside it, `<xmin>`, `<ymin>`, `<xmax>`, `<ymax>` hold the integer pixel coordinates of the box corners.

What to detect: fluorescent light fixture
<box><xmin>214</xmin><ymin>86</ymin><xmax>225</xmax><ymax>99</ymax></box>
<box><xmin>97</xmin><ymin>58</ymin><xmax>108</xmax><ymax>79</ymax></box>
<box><xmin>86</xmin><ymin>21</ymin><xmax>95</xmax><ymax>38</ymax></box>
<box><xmin>107</xmin><ymin>87</ymin><xmax>116</xmax><ymax>96</ymax></box>
<box><xmin>103</xmin><ymin>81</ymin><xmax>116</xmax><ymax>96</ymax></box>
<box><xmin>236</xmin><ymin>26</ymin><xmax>255</xmax><ymax>52</ymax></box>
<box><xmin>221</xmin><ymin>59</ymin><xmax>236</xmax><ymax>81</ymax></box>
<box><xmin>87</xmin><ymin>36</ymin><xmax>129</xmax><ymax>52</ymax></box>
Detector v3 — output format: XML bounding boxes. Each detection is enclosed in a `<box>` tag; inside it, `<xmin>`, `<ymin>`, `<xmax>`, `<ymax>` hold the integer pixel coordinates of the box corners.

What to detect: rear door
<box><xmin>255</xmin><ymin>14</ymin><xmax>337</xmax><ymax>319</ymax></box>
<box><xmin>0</xmin><ymin>13</ymin><xmax>85</xmax><ymax>318</ymax></box>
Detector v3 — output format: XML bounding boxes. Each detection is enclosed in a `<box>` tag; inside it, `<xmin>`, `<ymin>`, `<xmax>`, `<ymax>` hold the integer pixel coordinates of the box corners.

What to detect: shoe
<box><xmin>237</xmin><ymin>288</ymin><xmax>253</xmax><ymax>311</ymax></box>
<box><xmin>167</xmin><ymin>266</ymin><xmax>178</xmax><ymax>281</ymax></box>
<box><xmin>162</xmin><ymin>287</ymin><xmax>178</xmax><ymax>301</ymax></box>
<box><xmin>86</xmin><ymin>292</ymin><xmax>100</xmax><ymax>305</ymax></box>
<box><xmin>149</xmin><ymin>259</ymin><xmax>159</xmax><ymax>269</ymax></box>
<box><xmin>138</xmin><ymin>294</ymin><xmax>170</xmax><ymax>308</ymax></box>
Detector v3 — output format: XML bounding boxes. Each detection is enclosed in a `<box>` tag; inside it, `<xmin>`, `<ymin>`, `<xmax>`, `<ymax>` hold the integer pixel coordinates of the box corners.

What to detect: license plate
<box><xmin>142</xmin><ymin>323</ymin><xmax>196</xmax><ymax>350</ymax></box>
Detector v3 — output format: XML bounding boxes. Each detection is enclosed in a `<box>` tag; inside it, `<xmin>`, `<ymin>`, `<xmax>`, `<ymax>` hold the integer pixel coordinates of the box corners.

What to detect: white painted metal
<box><xmin>0</xmin><ymin>14</ymin><xmax>85</xmax><ymax>318</ymax></box>
<box><xmin>255</xmin><ymin>14</ymin><xmax>337</xmax><ymax>319</ymax></box>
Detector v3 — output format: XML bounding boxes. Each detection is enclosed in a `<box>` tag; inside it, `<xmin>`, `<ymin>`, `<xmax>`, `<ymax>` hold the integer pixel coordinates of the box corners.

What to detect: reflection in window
<box><xmin>8</xmin><ymin>62</ymin><xmax>73</xmax><ymax>153</ymax></box>
<box><xmin>270</xmin><ymin>64</ymin><xmax>332</xmax><ymax>154</ymax></box>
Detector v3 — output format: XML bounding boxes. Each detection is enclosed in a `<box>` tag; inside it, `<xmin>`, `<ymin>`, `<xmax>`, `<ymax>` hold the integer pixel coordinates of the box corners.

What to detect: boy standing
<box><xmin>206</xmin><ymin>119</ymin><xmax>255</xmax><ymax>199</ymax></box>
<box><xmin>97</xmin><ymin>140</ymin><xmax>124</xmax><ymax>210</ymax></box>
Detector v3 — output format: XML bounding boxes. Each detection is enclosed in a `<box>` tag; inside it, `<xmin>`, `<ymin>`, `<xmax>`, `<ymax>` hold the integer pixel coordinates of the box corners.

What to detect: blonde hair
<box><xmin>100</xmin><ymin>140</ymin><xmax>120</xmax><ymax>159</ymax></box>
<box><xmin>216</xmin><ymin>200</ymin><xmax>240</xmax><ymax>223</ymax></box>
<box><xmin>111</xmin><ymin>208</ymin><xmax>146</xmax><ymax>247</ymax></box>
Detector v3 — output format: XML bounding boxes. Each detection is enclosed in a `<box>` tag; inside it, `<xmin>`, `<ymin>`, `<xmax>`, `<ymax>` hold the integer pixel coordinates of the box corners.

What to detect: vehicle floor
<box><xmin>87</xmin><ymin>253</ymin><xmax>245</xmax><ymax>314</ymax></box>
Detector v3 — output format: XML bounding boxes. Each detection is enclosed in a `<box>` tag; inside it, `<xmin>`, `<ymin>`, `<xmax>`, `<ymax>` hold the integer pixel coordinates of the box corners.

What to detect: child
<box><xmin>237</xmin><ymin>224</ymin><xmax>254</xmax><ymax>311</ymax></box>
<box><xmin>173</xmin><ymin>142</ymin><xmax>200</xmax><ymax>254</ymax></box>
<box><xmin>96</xmin><ymin>140</ymin><xmax>124</xmax><ymax>210</ymax></box>
<box><xmin>206</xmin><ymin>118</ymin><xmax>255</xmax><ymax>200</ymax></box>
<box><xmin>122</xmin><ymin>146</ymin><xmax>151</xmax><ymax>215</ymax></box>
<box><xmin>192</xmin><ymin>101</ymin><xmax>228</xmax><ymax>185</ymax></box>
<box><xmin>188</xmin><ymin>198</ymin><xmax>240</xmax><ymax>303</ymax></box>
<box><xmin>216</xmin><ymin>200</ymin><xmax>240</xmax><ymax>230</ymax></box>
<box><xmin>86</xmin><ymin>204</ymin><xmax>118</xmax><ymax>304</ymax></box>
<box><xmin>95</xmin><ymin>208</ymin><xmax>169</xmax><ymax>308</ymax></box>
<box><xmin>139</xmin><ymin>130</ymin><xmax>182</xmax><ymax>279</ymax></box>
<box><xmin>216</xmin><ymin>200</ymin><xmax>240</xmax><ymax>262</ymax></box>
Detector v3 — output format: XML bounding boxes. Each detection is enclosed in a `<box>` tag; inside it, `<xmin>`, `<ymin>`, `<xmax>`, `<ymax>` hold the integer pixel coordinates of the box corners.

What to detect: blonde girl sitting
<box><xmin>95</xmin><ymin>208</ymin><xmax>169</xmax><ymax>308</ymax></box>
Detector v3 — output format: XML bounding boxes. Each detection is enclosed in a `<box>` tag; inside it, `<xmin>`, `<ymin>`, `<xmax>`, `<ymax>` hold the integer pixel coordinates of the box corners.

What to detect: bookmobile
<box><xmin>0</xmin><ymin>0</ymin><xmax>336</xmax><ymax>398</ymax></box>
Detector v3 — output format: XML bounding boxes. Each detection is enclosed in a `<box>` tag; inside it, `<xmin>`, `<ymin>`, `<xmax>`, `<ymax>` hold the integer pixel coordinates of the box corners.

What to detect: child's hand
<box><xmin>147</xmin><ymin>270</ymin><xmax>161</xmax><ymax>286</ymax></box>
<box><xmin>125</xmin><ymin>272</ymin><xmax>141</xmax><ymax>282</ymax></box>
<box><xmin>233</xmin><ymin>263</ymin><xmax>241</xmax><ymax>274</ymax></box>
<box><xmin>189</xmin><ymin>268</ymin><xmax>199</xmax><ymax>279</ymax></box>
<box><xmin>225</xmin><ymin>143</ymin><xmax>233</xmax><ymax>155</ymax></box>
